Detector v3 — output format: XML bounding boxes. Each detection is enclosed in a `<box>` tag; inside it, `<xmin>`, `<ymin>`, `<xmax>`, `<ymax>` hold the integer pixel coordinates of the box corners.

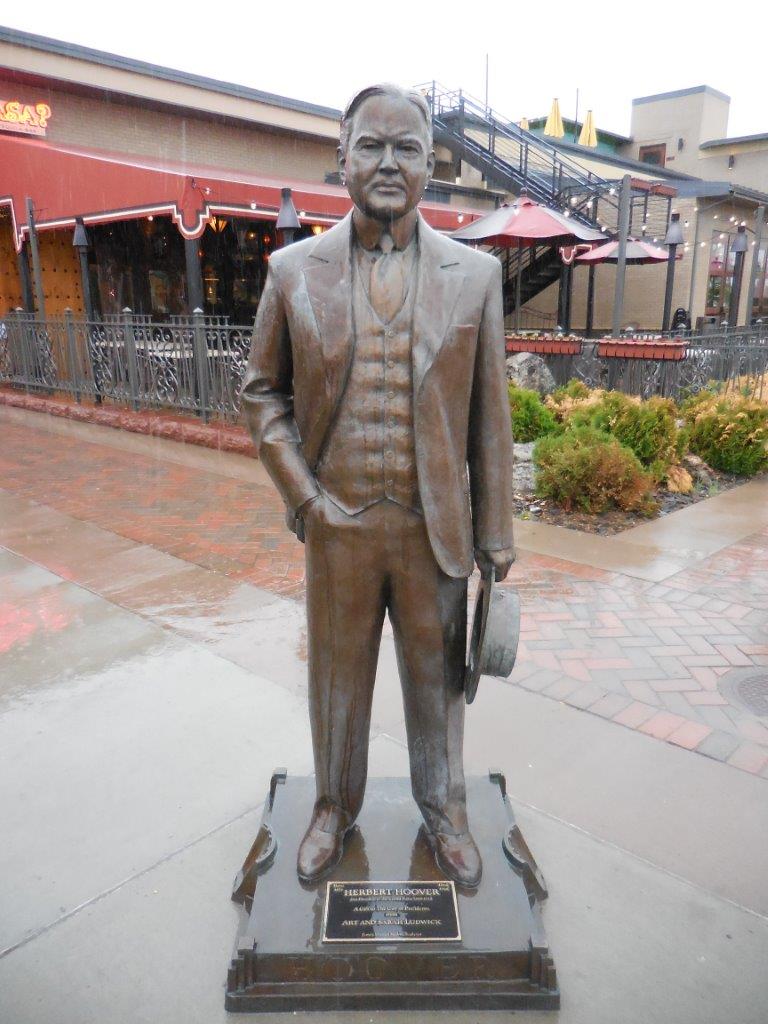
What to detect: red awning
<box><xmin>1</xmin><ymin>134</ymin><xmax>485</xmax><ymax>250</ymax></box>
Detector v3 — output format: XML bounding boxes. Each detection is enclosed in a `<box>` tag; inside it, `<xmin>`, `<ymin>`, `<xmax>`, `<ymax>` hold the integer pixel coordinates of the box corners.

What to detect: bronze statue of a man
<box><xmin>241</xmin><ymin>83</ymin><xmax>515</xmax><ymax>889</ymax></box>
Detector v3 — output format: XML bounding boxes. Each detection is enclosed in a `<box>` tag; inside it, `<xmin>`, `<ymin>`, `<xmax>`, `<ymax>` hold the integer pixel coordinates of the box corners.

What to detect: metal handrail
<box><xmin>419</xmin><ymin>81</ymin><xmax>620</xmax><ymax>227</ymax></box>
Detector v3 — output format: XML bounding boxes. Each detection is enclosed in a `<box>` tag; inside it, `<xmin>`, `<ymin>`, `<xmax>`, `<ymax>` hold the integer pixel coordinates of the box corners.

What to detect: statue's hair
<box><xmin>339</xmin><ymin>83</ymin><xmax>433</xmax><ymax>153</ymax></box>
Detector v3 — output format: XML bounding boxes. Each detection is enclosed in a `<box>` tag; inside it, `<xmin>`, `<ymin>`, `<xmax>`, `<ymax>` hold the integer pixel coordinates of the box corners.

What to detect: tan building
<box><xmin>0</xmin><ymin>27</ymin><xmax>495</xmax><ymax>320</ymax></box>
<box><xmin>3</xmin><ymin>27</ymin><xmax>766</xmax><ymax>333</ymax></box>
<box><xmin>521</xmin><ymin>86</ymin><xmax>768</xmax><ymax>331</ymax></box>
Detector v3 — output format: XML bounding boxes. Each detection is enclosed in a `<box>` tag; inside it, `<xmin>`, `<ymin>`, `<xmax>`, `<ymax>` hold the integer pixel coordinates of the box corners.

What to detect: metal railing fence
<box><xmin>0</xmin><ymin>309</ymin><xmax>253</xmax><ymax>421</ymax></box>
<box><xmin>2</xmin><ymin>313</ymin><xmax>767</xmax><ymax>418</ymax></box>
<box><xmin>543</xmin><ymin>329</ymin><xmax>768</xmax><ymax>400</ymax></box>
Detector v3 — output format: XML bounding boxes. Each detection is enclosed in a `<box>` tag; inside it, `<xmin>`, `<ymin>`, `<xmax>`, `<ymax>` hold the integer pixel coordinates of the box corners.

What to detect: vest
<box><xmin>316</xmin><ymin>247</ymin><xmax>420</xmax><ymax>515</ymax></box>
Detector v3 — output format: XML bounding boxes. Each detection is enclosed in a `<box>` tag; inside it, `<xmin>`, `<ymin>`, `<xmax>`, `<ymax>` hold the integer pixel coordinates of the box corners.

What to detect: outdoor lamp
<box><xmin>72</xmin><ymin>217</ymin><xmax>95</xmax><ymax>323</ymax></box>
<box><xmin>727</xmin><ymin>224</ymin><xmax>748</xmax><ymax>328</ymax></box>
<box><xmin>662</xmin><ymin>212</ymin><xmax>684</xmax><ymax>332</ymax></box>
<box><xmin>664</xmin><ymin>213</ymin><xmax>685</xmax><ymax>247</ymax></box>
<box><xmin>72</xmin><ymin>219</ymin><xmax>89</xmax><ymax>250</ymax></box>
<box><xmin>277</xmin><ymin>187</ymin><xmax>301</xmax><ymax>247</ymax></box>
<box><xmin>730</xmin><ymin>224</ymin><xmax>748</xmax><ymax>253</ymax></box>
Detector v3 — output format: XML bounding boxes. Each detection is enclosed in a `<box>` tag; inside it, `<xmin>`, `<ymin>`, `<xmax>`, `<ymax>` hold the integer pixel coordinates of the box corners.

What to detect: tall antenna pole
<box><xmin>485</xmin><ymin>53</ymin><xmax>489</xmax><ymax>110</ymax></box>
<box><xmin>574</xmin><ymin>88</ymin><xmax>579</xmax><ymax>142</ymax></box>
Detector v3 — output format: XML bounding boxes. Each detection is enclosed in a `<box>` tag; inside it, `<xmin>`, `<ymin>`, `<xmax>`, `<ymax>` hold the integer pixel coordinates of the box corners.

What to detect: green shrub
<box><xmin>551</xmin><ymin>378</ymin><xmax>590</xmax><ymax>404</ymax></box>
<box><xmin>684</xmin><ymin>394</ymin><xmax>768</xmax><ymax>476</ymax></box>
<box><xmin>533</xmin><ymin>426</ymin><xmax>657</xmax><ymax>515</ymax></box>
<box><xmin>508</xmin><ymin>384</ymin><xmax>558</xmax><ymax>442</ymax></box>
<box><xmin>564</xmin><ymin>391</ymin><xmax>680</xmax><ymax>478</ymax></box>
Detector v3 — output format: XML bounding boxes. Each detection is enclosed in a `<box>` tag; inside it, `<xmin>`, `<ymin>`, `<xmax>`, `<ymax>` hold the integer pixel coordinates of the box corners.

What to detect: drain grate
<box><xmin>718</xmin><ymin>669</ymin><xmax>768</xmax><ymax>717</ymax></box>
<box><xmin>737</xmin><ymin>675</ymin><xmax>768</xmax><ymax>717</ymax></box>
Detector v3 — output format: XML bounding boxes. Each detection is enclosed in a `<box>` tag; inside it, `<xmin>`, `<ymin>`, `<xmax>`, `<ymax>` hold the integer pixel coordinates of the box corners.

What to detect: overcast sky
<box><xmin>5</xmin><ymin>0</ymin><xmax>767</xmax><ymax>139</ymax></box>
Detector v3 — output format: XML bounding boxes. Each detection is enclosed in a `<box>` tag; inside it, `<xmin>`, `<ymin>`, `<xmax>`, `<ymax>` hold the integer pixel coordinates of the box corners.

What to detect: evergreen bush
<box><xmin>533</xmin><ymin>426</ymin><xmax>657</xmax><ymax>515</ymax></box>
<box><xmin>683</xmin><ymin>394</ymin><xmax>768</xmax><ymax>476</ymax></box>
<box><xmin>508</xmin><ymin>384</ymin><xmax>558</xmax><ymax>443</ymax></box>
<box><xmin>562</xmin><ymin>391</ymin><xmax>680</xmax><ymax>478</ymax></box>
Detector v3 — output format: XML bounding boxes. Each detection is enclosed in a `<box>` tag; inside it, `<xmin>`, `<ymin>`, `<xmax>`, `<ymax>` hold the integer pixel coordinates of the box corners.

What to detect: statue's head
<box><xmin>338</xmin><ymin>84</ymin><xmax>435</xmax><ymax>224</ymax></box>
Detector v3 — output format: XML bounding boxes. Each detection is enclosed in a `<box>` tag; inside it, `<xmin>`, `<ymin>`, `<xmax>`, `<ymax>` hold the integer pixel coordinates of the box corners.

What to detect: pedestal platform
<box><xmin>227</xmin><ymin>771</ymin><xmax>559</xmax><ymax>1012</ymax></box>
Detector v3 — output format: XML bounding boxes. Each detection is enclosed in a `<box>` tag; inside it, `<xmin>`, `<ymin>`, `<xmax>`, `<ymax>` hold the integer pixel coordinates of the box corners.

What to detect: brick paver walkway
<box><xmin>1</xmin><ymin>413</ymin><xmax>766</xmax><ymax>776</ymax></box>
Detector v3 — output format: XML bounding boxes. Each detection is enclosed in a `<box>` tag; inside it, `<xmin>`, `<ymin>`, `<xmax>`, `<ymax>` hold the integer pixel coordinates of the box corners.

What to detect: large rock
<box><xmin>513</xmin><ymin>442</ymin><xmax>536</xmax><ymax>494</ymax></box>
<box><xmin>682</xmin><ymin>453</ymin><xmax>716</xmax><ymax>489</ymax></box>
<box><xmin>506</xmin><ymin>352</ymin><xmax>556</xmax><ymax>396</ymax></box>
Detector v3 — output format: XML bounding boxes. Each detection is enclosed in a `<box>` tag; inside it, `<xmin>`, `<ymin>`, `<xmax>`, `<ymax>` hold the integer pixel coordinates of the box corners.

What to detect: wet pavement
<box><xmin>1</xmin><ymin>403</ymin><xmax>767</xmax><ymax>771</ymax></box>
<box><xmin>1</xmin><ymin>404</ymin><xmax>767</xmax><ymax>1023</ymax></box>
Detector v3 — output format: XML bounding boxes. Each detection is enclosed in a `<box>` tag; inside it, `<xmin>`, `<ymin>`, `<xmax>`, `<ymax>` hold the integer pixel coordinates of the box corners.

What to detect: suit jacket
<box><xmin>240</xmin><ymin>210</ymin><xmax>514</xmax><ymax>579</ymax></box>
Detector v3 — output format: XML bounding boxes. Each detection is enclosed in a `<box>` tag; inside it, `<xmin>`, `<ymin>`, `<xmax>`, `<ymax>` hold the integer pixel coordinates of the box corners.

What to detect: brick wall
<box><xmin>18</xmin><ymin>81</ymin><xmax>339</xmax><ymax>183</ymax></box>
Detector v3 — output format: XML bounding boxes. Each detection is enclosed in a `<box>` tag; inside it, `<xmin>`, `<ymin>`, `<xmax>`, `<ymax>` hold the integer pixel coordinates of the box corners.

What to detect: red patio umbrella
<box><xmin>451</xmin><ymin>195</ymin><xmax>605</xmax><ymax>247</ymax></box>
<box><xmin>451</xmin><ymin>195</ymin><xmax>605</xmax><ymax>329</ymax></box>
<box><xmin>575</xmin><ymin>238</ymin><xmax>674</xmax><ymax>264</ymax></box>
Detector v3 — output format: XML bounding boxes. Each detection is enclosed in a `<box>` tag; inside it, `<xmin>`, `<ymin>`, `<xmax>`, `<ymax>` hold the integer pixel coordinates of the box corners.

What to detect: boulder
<box><xmin>513</xmin><ymin>442</ymin><xmax>537</xmax><ymax>494</ymax></box>
<box><xmin>682</xmin><ymin>453</ymin><xmax>716</xmax><ymax>489</ymax></box>
<box><xmin>505</xmin><ymin>352</ymin><xmax>556</xmax><ymax>396</ymax></box>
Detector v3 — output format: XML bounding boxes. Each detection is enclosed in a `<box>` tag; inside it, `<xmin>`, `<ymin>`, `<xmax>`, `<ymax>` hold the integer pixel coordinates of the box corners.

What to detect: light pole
<box><xmin>611</xmin><ymin>174</ymin><xmax>632</xmax><ymax>336</ymax></box>
<box><xmin>276</xmin><ymin>187</ymin><xmax>301</xmax><ymax>247</ymax></box>
<box><xmin>662</xmin><ymin>211</ymin><xmax>684</xmax><ymax>332</ymax></box>
<box><xmin>728</xmin><ymin>224</ymin><xmax>748</xmax><ymax>328</ymax></box>
<box><xmin>744</xmin><ymin>206</ymin><xmax>765</xmax><ymax>326</ymax></box>
<box><xmin>72</xmin><ymin>218</ymin><xmax>95</xmax><ymax>321</ymax></box>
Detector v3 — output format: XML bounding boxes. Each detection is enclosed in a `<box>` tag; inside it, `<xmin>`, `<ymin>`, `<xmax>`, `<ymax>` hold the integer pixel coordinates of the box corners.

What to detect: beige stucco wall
<box><xmin>629</xmin><ymin>89</ymin><xmax>730</xmax><ymax>175</ymax></box>
<box><xmin>696</xmin><ymin>146</ymin><xmax>768</xmax><ymax>194</ymax></box>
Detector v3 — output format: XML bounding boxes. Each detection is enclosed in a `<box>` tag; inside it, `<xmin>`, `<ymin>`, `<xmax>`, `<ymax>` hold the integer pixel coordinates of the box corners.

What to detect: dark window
<box><xmin>639</xmin><ymin>144</ymin><xmax>666</xmax><ymax>167</ymax></box>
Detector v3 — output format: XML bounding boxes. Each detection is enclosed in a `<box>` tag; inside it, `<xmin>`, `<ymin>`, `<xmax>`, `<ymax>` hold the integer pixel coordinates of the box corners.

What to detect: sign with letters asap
<box><xmin>0</xmin><ymin>99</ymin><xmax>52</xmax><ymax>136</ymax></box>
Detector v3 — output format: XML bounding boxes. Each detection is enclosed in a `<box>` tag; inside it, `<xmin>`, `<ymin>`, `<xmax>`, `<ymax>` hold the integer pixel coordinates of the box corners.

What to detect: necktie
<box><xmin>369</xmin><ymin>233</ymin><xmax>407</xmax><ymax>323</ymax></box>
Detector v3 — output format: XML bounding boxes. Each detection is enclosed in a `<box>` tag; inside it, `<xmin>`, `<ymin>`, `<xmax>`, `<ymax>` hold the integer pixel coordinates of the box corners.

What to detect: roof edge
<box><xmin>0</xmin><ymin>24</ymin><xmax>343</xmax><ymax>122</ymax></box>
<box><xmin>632</xmin><ymin>85</ymin><xmax>730</xmax><ymax>106</ymax></box>
<box><xmin>701</xmin><ymin>132</ymin><xmax>768</xmax><ymax>149</ymax></box>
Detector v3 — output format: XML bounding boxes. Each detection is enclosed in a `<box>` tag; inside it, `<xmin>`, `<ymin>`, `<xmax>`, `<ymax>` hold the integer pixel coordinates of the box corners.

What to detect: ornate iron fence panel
<box><xmin>540</xmin><ymin>331</ymin><xmax>768</xmax><ymax>400</ymax></box>
<box><xmin>0</xmin><ymin>311</ymin><xmax>254</xmax><ymax>419</ymax></box>
<box><xmin>4</xmin><ymin>313</ymin><xmax>767</xmax><ymax>420</ymax></box>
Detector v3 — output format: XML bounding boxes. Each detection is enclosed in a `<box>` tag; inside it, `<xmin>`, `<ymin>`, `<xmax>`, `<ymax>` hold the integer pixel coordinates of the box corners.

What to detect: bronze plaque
<box><xmin>322</xmin><ymin>880</ymin><xmax>460</xmax><ymax>943</ymax></box>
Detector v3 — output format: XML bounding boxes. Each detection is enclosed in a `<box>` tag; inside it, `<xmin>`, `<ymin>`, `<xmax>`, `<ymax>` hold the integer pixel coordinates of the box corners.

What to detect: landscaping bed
<box><xmin>512</xmin><ymin>459</ymin><xmax>749</xmax><ymax>535</ymax></box>
<box><xmin>508</xmin><ymin>374</ymin><xmax>768</xmax><ymax>535</ymax></box>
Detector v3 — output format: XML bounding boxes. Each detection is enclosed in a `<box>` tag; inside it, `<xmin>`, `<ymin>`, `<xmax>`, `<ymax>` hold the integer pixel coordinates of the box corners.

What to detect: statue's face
<box><xmin>339</xmin><ymin>94</ymin><xmax>435</xmax><ymax>223</ymax></box>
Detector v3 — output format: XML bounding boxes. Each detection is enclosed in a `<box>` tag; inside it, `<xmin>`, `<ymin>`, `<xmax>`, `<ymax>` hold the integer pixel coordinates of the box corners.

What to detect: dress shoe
<box><xmin>297</xmin><ymin>821</ymin><xmax>351</xmax><ymax>883</ymax></box>
<box><xmin>426</xmin><ymin>828</ymin><xmax>482</xmax><ymax>889</ymax></box>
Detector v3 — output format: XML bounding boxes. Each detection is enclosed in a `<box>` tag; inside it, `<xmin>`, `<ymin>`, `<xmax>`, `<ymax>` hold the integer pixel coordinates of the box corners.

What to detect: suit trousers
<box><xmin>304</xmin><ymin>496</ymin><xmax>469</xmax><ymax>837</ymax></box>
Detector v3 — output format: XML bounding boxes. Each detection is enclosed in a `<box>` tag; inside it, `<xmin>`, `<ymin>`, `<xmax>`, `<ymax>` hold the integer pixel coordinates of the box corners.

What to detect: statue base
<box><xmin>227</xmin><ymin>770</ymin><xmax>559</xmax><ymax>1012</ymax></box>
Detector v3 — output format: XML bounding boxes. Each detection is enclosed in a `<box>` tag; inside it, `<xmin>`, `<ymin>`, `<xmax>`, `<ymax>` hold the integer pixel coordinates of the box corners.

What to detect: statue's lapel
<box><xmin>412</xmin><ymin>214</ymin><xmax>465</xmax><ymax>395</ymax></box>
<box><xmin>302</xmin><ymin>213</ymin><xmax>354</xmax><ymax>461</ymax></box>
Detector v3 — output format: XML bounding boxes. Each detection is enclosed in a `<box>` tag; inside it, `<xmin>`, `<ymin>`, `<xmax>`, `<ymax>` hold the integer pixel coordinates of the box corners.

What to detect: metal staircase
<box><xmin>420</xmin><ymin>82</ymin><xmax>618</xmax><ymax>227</ymax></box>
<box><xmin>419</xmin><ymin>83</ymin><xmax>673</xmax><ymax>320</ymax></box>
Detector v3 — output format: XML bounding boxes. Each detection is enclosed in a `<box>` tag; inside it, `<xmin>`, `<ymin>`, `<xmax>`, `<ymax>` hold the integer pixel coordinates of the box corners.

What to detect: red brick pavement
<box><xmin>1</xmin><ymin>414</ymin><xmax>767</xmax><ymax>776</ymax></box>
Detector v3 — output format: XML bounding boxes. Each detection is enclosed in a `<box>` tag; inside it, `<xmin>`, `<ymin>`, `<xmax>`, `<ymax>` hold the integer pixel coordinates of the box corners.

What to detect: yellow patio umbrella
<box><xmin>543</xmin><ymin>98</ymin><xmax>564</xmax><ymax>138</ymax></box>
<box><xmin>578</xmin><ymin>109</ymin><xmax>598</xmax><ymax>147</ymax></box>
<box><xmin>519</xmin><ymin>116</ymin><xmax>530</xmax><ymax>131</ymax></box>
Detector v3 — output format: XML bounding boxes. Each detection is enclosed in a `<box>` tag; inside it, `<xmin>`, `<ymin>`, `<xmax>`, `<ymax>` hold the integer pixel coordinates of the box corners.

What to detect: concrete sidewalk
<box><xmin>1</xmin><ymin>405</ymin><xmax>767</xmax><ymax>1023</ymax></box>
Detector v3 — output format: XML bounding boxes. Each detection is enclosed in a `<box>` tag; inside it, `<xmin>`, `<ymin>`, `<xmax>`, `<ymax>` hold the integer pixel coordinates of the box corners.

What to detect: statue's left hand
<box><xmin>474</xmin><ymin>547</ymin><xmax>516</xmax><ymax>582</ymax></box>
